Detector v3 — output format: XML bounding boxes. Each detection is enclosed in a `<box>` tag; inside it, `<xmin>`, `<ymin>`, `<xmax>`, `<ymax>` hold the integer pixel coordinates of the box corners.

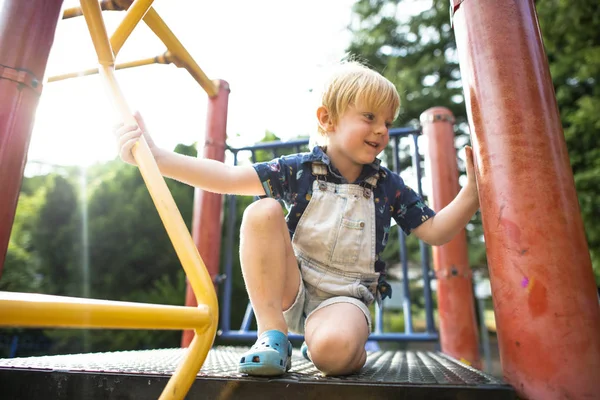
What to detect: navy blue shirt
<box><xmin>253</xmin><ymin>146</ymin><xmax>435</xmax><ymax>295</ymax></box>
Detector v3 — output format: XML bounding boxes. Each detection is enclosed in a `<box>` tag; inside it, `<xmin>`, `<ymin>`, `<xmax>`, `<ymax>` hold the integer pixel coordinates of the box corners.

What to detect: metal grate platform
<box><xmin>0</xmin><ymin>346</ymin><xmax>515</xmax><ymax>399</ymax></box>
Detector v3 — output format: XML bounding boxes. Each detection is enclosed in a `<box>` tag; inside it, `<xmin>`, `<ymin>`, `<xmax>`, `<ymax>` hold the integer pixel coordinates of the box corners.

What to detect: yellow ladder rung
<box><xmin>47</xmin><ymin>52</ymin><xmax>173</xmax><ymax>83</ymax></box>
<box><xmin>0</xmin><ymin>291</ymin><xmax>211</xmax><ymax>331</ymax></box>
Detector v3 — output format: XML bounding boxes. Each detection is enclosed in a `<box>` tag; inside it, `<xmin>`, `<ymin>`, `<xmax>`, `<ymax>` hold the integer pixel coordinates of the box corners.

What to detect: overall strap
<box><xmin>364</xmin><ymin>174</ymin><xmax>379</xmax><ymax>189</ymax></box>
<box><xmin>311</xmin><ymin>162</ymin><xmax>328</xmax><ymax>177</ymax></box>
<box><xmin>312</xmin><ymin>161</ymin><xmax>384</xmax><ymax>198</ymax></box>
<box><xmin>360</xmin><ymin>171</ymin><xmax>384</xmax><ymax>198</ymax></box>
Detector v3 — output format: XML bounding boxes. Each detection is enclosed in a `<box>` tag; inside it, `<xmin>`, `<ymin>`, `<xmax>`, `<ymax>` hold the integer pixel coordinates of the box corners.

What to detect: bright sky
<box><xmin>29</xmin><ymin>0</ymin><xmax>429</xmax><ymax>167</ymax></box>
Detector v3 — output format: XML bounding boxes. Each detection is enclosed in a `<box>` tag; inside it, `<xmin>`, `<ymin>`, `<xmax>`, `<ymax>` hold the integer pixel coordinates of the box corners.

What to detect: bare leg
<box><xmin>240</xmin><ymin>198</ymin><xmax>301</xmax><ymax>335</ymax></box>
<box><xmin>304</xmin><ymin>303</ymin><xmax>370</xmax><ymax>376</ymax></box>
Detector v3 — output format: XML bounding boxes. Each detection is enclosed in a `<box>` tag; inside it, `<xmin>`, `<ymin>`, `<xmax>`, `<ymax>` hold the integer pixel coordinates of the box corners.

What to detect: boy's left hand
<box><xmin>465</xmin><ymin>146</ymin><xmax>479</xmax><ymax>206</ymax></box>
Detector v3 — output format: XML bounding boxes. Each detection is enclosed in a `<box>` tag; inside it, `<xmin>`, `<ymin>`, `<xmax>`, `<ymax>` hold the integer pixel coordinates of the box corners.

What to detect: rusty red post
<box><xmin>421</xmin><ymin>107</ymin><xmax>481</xmax><ymax>368</ymax></box>
<box><xmin>451</xmin><ymin>1</ymin><xmax>600</xmax><ymax>398</ymax></box>
<box><xmin>181</xmin><ymin>80</ymin><xmax>230</xmax><ymax>347</ymax></box>
<box><xmin>0</xmin><ymin>0</ymin><xmax>64</xmax><ymax>276</ymax></box>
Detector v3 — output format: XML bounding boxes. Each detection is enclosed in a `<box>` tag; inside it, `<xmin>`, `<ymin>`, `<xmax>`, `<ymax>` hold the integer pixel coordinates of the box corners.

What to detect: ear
<box><xmin>316</xmin><ymin>106</ymin><xmax>334</xmax><ymax>133</ymax></box>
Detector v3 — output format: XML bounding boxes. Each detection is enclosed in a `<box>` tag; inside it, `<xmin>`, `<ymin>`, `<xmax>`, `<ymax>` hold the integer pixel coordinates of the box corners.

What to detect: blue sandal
<box><xmin>239</xmin><ymin>330</ymin><xmax>292</xmax><ymax>376</ymax></box>
<box><xmin>300</xmin><ymin>341</ymin><xmax>311</xmax><ymax>362</ymax></box>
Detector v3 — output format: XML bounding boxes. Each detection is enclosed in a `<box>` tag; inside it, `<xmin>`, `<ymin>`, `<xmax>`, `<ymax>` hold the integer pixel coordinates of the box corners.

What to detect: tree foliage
<box><xmin>347</xmin><ymin>0</ymin><xmax>599</xmax><ymax>280</ymax></box>
<box><xmin>536</xmin><ymin>0</ymin><xmax>600</xmax><ymax>281</ymax></box>
<box><xmin>0</xmin><ymin>135</ymin><xmax>292</xmax><ymax>355</ymax></box>
<box><xmin>348</xmin><ymin>0</ymin><xmax>485</xmax><ymax>270</ymax></box>
<box><xmin>348</xmin><ymin>0</ymin><xmax>464</xmax><ymax>127</ymax></box>
<box><xmin>2</xmin><ymin>144</ymin><xmax>197</xmax><ymax>355</ymax></box>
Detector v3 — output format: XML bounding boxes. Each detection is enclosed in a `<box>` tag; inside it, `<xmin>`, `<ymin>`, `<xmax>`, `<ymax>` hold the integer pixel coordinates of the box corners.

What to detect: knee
<box><xmin>241</xmin><ymin>198</ymin><xmax>284</xmax><ymax>229</ymax></box>
<box><xmin>308</xmin><ymin>331</ymin><xmax>365</xmax><ymax>376</ymax></box>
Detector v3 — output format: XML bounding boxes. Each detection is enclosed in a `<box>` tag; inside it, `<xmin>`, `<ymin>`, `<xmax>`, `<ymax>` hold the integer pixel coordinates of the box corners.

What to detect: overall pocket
<box><xmin>329</xmin><ymin>192</ymin><xmax>370</xmax><ymax>265</ymax></box>
<box><xmin>293</xmin><ymin>186</ymin><xmax>347</xmax><ymax>266</ymax></box>
<box><xmin>329</xmin><ymin>217</ymin><xmax>365</xmax><ymax>264</ymax></box>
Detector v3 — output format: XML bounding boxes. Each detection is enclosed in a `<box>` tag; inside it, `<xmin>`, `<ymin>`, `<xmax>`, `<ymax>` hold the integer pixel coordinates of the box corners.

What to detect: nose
<box><xmin>374</xmin><ymin>121</ymin><xmax>388</xmax><ymax>136</ymax></box>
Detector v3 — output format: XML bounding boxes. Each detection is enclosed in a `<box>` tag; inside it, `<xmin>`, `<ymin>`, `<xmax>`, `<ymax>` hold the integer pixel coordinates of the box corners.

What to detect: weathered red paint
<box><xmin>452</xmin><ymin>1</ymin><xmax>600</xmax><ymax>398</ymax></box>
<box><xmin>421</xmin><ymin>107</ymin><xmax>480</xmax><ymax>369</ymax></box>
<box><xmin>182</xmin><ymin>80</ymin><xmax>230</xmax><ymax>347</ymax></box>
<box><xmin>0</xmin><ymin>0</ymin><xmax>64</xmax><ymax>275</ymax></box>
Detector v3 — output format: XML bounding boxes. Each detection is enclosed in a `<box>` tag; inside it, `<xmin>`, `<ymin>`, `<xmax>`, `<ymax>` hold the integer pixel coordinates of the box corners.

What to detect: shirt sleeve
<box><xmin>390</xmin><ymin>173</ymin><xmax>436</xmax><ymax>235</ymax></box>
<box><xmin>252</xmin><ymin>155</ymin><xmax>299</xmax><ymax>206</ymax></box>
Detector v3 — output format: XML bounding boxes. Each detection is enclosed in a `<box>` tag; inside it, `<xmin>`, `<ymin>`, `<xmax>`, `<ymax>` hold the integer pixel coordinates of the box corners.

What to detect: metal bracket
<box><xmin>0</xmin><ymin>64</ymin><xmax>42</xmax><ymax>95</ymax></box>
<box><xmin>419</xmin><ymin>113</ymin><xmax>456</xmax><ymax>124</ymax></box>
<box><xmin>435</xmin><ymin>265</ymin><xmax>472</xmax><ymax>279</ymax></box>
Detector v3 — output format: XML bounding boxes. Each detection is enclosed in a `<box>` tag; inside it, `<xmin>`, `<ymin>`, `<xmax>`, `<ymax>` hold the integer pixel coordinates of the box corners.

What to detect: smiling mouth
<box><xmin>365</xmin><ymin>141</ymin><xmax>379</xmax><ymax>148</ymax></box>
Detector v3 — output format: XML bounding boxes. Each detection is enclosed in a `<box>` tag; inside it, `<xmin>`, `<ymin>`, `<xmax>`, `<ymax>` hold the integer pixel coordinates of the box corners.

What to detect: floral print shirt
<box><xmin>252</xmin><ymin>146</ymin><xmax>435</xmax><ymax>297</ymax></box>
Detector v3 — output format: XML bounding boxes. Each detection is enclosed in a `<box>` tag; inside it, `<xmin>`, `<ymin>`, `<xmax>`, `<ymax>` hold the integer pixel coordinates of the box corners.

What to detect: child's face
<box><xmin>328</xmin><ymin>102</ymin><xmax>394</xmax><ymax>165</ymax></box>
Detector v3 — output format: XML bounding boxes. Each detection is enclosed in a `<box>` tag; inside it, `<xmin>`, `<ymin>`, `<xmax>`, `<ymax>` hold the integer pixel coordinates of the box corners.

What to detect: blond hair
<box><xmin>315</xmin><ymin>61</ymin><xmax>400</xmax><ymax>140</ymax></box>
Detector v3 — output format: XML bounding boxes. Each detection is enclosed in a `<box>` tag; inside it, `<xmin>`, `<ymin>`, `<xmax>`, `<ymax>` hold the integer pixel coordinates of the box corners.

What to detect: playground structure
<box><xmin>0</xmin><ymin>1</ymin><xmax>599</xmax><ymax>399</ymax></box>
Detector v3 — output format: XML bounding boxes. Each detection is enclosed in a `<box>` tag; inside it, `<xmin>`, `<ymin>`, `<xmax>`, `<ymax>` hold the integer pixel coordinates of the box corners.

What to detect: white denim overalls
<box><xmin>283</xmin><ymin>162</ymin><xmax>381</xmax><ymax>334</ymax></box>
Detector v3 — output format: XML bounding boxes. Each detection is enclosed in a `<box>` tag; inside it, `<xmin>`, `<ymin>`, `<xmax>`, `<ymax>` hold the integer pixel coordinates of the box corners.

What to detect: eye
<box><xmin>363</xmin><ymin>113</ymin><xmax>375</xmax><ymax>121</ymax></box>
<box><xmin>385</xmin><ymin>122</ymin><xmax>393</xmax><ymax>129</ymax></box>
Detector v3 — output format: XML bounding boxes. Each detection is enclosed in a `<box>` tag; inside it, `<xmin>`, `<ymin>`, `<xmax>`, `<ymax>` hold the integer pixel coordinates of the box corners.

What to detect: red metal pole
<box><xmin>421</xmin><ymin>107</ymin><xmax>481</xmax><ymax>369</ymax></box>
<box><xmin>0</xmin><ymin>0</ymin><xmax>64</xmax><ymax>276</ymax></box>
<box><xmin>451</xmin><ymin>1</ymin><xmax>600</xmax><ymax>398</ymax></box>
<box><xmin>181</xmin><ymin>80</ymin><xmax>230</xmax><ymax>347</ymax></box>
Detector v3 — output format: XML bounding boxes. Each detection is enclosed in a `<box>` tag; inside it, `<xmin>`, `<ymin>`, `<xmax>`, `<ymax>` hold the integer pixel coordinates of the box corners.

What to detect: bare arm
<box><xmin>153</xmin><ymin>148</ymin><xmax>265</xmax><ymax>196</ymax></box>
<box><xmin>412</xmin><ymin>146</ymin><xmax>479</xmax><ymax>246</ymax></box>
<box><xmin>412</xmin><ymin>183</ymin><xmax>479</xmax><ymax>246</ymax></box>
<box><xmin>115</xmin><ymin>116</ymin><xmax>265</xmax><ymax>197</ymax></box>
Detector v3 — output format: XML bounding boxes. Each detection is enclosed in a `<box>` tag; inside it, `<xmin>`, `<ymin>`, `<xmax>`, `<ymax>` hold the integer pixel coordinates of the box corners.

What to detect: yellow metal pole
<box><xmin>63</xmin><ymin>6</ymin><xmax>85</xmax><ymax>19</ymax></box>
<box><xmin>100</xmin><ymin>64</ymin><xmax>218</xmax><ymax>397</ymax></box>
<box><xmin>78</xmin><ymin>2</ymin><xmax>218</xmax><ymax>398</ymax></box>
<box><xmin>63</xmin><ymin>0</ymin><xmax>132</xmax><ymax>19</ymax></box>
<box><xmin>47</xmin><ymin>52</ymin><xmax>173</xmax><ymax>83</ymax></box>
<box><xmin>98</xmin><ymin>63</ymin><xmax>218</xmax><ymax>327</ymax></box>
<box><xmin>80</xmin><ymin>0</ymin><xmax>115</xmax><ymax>66</ymax></box>
<box><xmin>142</xmin><ymin>8</ymin><xmax>218</xmax><ymax>97</ymax></box>
<box><xmin>110</xmin><ymin>0</ymin><xmax>154</xmax><ymax>56</ymax></box>
<box><xmin>159</xmin><ymin>332</ymin><xmax>209</xmax><ymax>400</ymax></box>
<box><xmin>95</xmin><ymin>65</ymin><xmax>216</xmax><ymax>303</ymax></box>
<box><xmin>0</xmin><ymin>292</ymin><xmax>210</xmax><ymax>330</ymax></box>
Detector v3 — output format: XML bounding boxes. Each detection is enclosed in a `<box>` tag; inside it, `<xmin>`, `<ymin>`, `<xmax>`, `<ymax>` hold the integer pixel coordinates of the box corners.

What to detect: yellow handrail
<box><xmin>142</xmin><ymin>8</ymin><xmax>218</xmax><ymax>97</ymax></box>
<box><xmin>2</xmin><ymin>1</ymin><xmax>221</xmax><ymax>397</ymax></box>
<box><xmin>60</xmin><ymin>1</ymin><xmax>218</xmax><ymax>97</ymax></box>
<box><xmin>48</xmin><ymin>52</ymin><xmax>173</xmax><ymax>82</ymax></box>
<box><xmin>162</xmin><ymin>331</ymin><xmax>207</xmax><ymax>398</ymax></box>
<box><xmin>110</xmin><ymin>0</ymin><xmax>154</xmax><ymax>56</ymax></box>
<box><xmin>2</xmin><ymin>2</ymin><xmax>221</xmax><ymax>398</ymax></box>
<box><xmin>0</xmin><ymin>291</ymin><xmax>210</xmax><ymax>330</ymax></box>
<box><xmin>69</xmin><ymin>0</ymin><xmax>219</xmax><ymax>400</ymax></box>
<box><xmin>80</xmin><ymin>0</ymin><xmax>114</xmax><ymax>66</ymax></box>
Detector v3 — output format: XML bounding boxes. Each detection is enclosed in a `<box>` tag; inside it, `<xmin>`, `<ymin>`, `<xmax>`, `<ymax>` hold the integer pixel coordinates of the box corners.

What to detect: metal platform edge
<box><xmin>0</xmin><ymin>347</ymin><xmax>516</xmax><ymax>400</ymax></box>
<box><xmin>0</xmin><ymin>369</ymin><xmax>515</xmax><ymax>400</ymax></box>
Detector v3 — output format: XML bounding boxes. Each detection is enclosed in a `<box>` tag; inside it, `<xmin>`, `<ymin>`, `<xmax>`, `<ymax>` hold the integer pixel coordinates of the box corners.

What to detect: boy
<box><xmin>115</xmin><ymin>61</ymin><xmax>479</xmax><ymax>377</ymax></box>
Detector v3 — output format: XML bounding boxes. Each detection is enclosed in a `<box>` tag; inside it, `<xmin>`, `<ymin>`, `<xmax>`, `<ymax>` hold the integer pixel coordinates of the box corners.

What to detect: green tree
<box><xmin>2</xmin><ymin>143</ymin><xmax>199</xmax><ymax>354</ymax></box>
<box><xmin>347</xmin><ymin>0</ymin><xmax>486</xmax><ymax>278</ymax></box>
<box><xmin>33</xmin><ymin>174</ymin><xmax>81</xmax><ymax>296</ymax></box>
<box><xmin>347</xmin><ymin>0</ymin><xmax>599</xmax><ymax>281</ymax></box>
<box><xmin>536</xmin><ymin>0</ymin><xmax>600</xmax><ymax>282</ymax></box>
<box><xmin>348</xmin><ymin>0</ymin><xmax>464</xmax><ymax>127</ymax></box>
<box><xmin>0</xmin><ymin>185</ymin><xmax>46</xmax><ymax>293</ymax></box>
<box><xmin>1</xmin><ymin>172</ymin><xmax>79</xmax><ymax>357</ymax></box>
<box><xmin>57</xmin><ymin>144</ymin><xmax>197</xmax><ymax>352</ymax></box>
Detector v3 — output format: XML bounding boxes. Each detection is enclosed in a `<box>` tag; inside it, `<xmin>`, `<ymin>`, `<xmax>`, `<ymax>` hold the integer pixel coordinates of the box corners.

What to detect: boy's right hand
<box><xmin>114</xmin><ymin>112</ymin><xmax>158</xmax><ymax>165</ymax></box>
